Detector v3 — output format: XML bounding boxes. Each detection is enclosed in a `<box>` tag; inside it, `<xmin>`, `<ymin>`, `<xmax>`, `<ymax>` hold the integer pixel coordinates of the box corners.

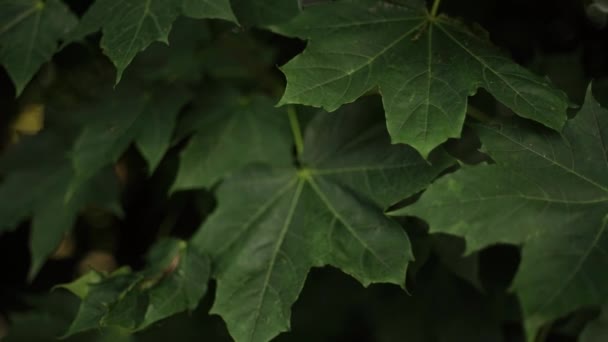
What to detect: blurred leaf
<box><xmin>0</xmin><ymin>129</ymin><xmax>121</xmax><ymax>278</ymax></box>
<box><xmin>230</xmin><ymin>0</ymin><xmax>300</xmax><ymax>27</ymax></box>
<box><xmin>172</xmin><ymin>94</ymin><xmax>292</xmax><ymax>191</ymax></box>
<box><xmin>63</xmin><ymin>239</ymin><xmax>210</xmax><ymax>336</ymax></box>
<box><xmin>71</xmin><ymin>84</ymin><xmax>190</xmax><ymax>179</ymax></box>
<box><xmin>67</xmin><ymin>0</ymin><xmax>235</xmax><ymax>82</ymax></box>
<box><xmin>0</xmin><ymin>0</ymin><xmax>77</xmax><ymax>94</ymax></box>
<box><xmin>581</xmin><ymin>305</ymin><xmax>608</xmax><ymax>342</ymax></box>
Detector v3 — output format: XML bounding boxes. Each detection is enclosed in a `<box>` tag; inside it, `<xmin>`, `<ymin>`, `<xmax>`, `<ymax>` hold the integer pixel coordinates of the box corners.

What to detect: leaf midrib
<box><xmin>247</xmin><ymin>179</ymin><xmax>304</xmax><ymax>342</ymax></box>
<box><xmin>0</xmin><ymin>2</ymin><xmax>40</xmax><ymax>36</ymax></box>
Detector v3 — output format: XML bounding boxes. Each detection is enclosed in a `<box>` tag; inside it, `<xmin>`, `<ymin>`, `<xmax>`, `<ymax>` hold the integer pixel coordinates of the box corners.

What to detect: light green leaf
<box><xmin>0</xmin><ymin>0</ymin><xmax>77</xmax><ymax>94</ymax></box>
<box><xmin>63</xmin><ymin>239</ymin><xmax>210</xmax><ymax>336</ymax></box>
<box><xmin>172</xmin><ymin>95</ymin><xmax>292</xmax><ymax>191</ymax></box>
<box><xmin>276</xmin><ymin>0</ymin><xmax>568</xmax><ymax>156</ymax></box>
<box><xmin>72</xmin><ymin>84</ymin><xmax>190</xmax><ymax>179</ymax></box>
<box><xmin>192</xmin><ymin>99</ymin><xmax>453</xmax><ymax>342</ymax></box>
<box><xmin>393</xmin><ymin>85</ymin><xmax>608</xmax><ymax>338</ymax></box>
<box><xmin>69</xmin><ymin>0</ymin><xmax>235</xmax><ymax>82</ymax></box>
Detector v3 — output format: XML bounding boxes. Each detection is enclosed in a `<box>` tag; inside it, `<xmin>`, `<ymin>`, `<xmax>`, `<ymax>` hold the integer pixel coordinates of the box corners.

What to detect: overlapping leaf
<box><xmin>62</xmin><ymin>239</ymin><xmax>209</xmax><ymax>336</ymax></box>
<box><xmin>71</xmin><ymin>84</ymin><xmax>190</xmax><ymax>179</ymax></box>
<box><xmin>0</xmin><ymin>129</ymin><xmax>120</xmax><ymax>278</ymax></box>
<box><xmin>172</xmin><ymin>95</ymin><xmax>292</xmax><ymax>191</ymax></box>
<box><xmin>393</xmin><ymin>86</ymin><xmax>608</xmax><ymax>338</ymax></box>
<box><xmin>191</xmin><ymin>99</ymin><xmax>453</xmax><ymax>342</ymax></box>
<box><xmin>0</xmin><ymin>0</ymin><xmax>77</xmax><ymax>94</ymax></box>
<box><xmin>276</xmin><ymin>0</ymin><xmax>569</xmax><ymax>156</ymax></box>
<box><xmin>68</xmin><ymin>0</ymin><xmax>236</xmax><ymax>82</ymax></box>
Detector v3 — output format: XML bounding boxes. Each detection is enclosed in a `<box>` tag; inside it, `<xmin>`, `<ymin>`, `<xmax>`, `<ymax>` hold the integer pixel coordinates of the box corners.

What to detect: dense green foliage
<box><xmin>1</xmin><ymin>0</ymin><xmax>608</xmax><ymax>341</ymax></box>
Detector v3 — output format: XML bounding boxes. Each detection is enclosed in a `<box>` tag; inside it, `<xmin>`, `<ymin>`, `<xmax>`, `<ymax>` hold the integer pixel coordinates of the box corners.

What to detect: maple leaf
<box><xmin>68</xmin><ymin>0</ymin><xmax>236</xmax><ymax>82</ymax></box>
<box><xmin>393</xmin><ymin>85</ymin><xmax>608</xmax><ymax>338</ymax></box>
<box><xmin>276</xmin><ymin>0</ymin><xmax>569</xmax><ymax>157</ymax></box>
<box><xmin>192</xmin><ymin>98</ymin><xmax>453</xmax><ymax>342</ymax></box>
<box><xmin>62</xmin><ymin>239</ymin><xmax>209</xmax><ymax>336</ymax></box>
<box><xmin>0</xmin><ymin>0</ymin><xmax>77</xmax><ymax>94</ymax></box>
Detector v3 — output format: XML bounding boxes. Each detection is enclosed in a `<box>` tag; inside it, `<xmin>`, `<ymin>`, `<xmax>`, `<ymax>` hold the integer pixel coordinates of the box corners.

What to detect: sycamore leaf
<box><xmin>69</xmin><ymin>0</ymin><xmax>235</xmax><ymax>82</ymax></box>
<box><xmin>0</xmin><ymin>131</ymin><xmax>121</xmax><ymax>279</ymax></box>
<box><xmin>172</xmin><ymin>95</ymin><xmax>292</xmax><ymax>191</ymax></box>
<box><xmin>191</xmin><ymin>99</ymin><xmax>453</xmax><ymax>342</ymax></box>
<box><xmin>393</xmin><ymin>86</ymin><xmax>608</xmax><ymax>338</ymax></box>
<box><xmin>0</xmin><ymin>0</ymin><xmax>77</xmax><ymax>95</ymax></box>
<box><xmin>276</xmin><ymin>0</ymin><xmax>569</xmax><ymax>157</ymax></box>
<box><xmin>63</xmin><ymin>239</ymin><xmax>210</xmax><ymax>336</ymax></box>
<box><xmin>71</xmin><ymin>84</ymin><xmax>190</xmax><ymax>179</ymax></box>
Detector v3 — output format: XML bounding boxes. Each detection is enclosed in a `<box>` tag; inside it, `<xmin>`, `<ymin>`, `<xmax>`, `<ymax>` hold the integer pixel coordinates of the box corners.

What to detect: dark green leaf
<box><xmin>0</xmin><ymin>131</ymin><xmax>121</xmax><ymax>278</ymax></box>
<box><xmin>581</xmin><ymin>305</ymin><xmax>608</xmax><ymax>342</ymax></box>
<box><xmin>276</xmin><ymin>0</ymin><xmax>568</xmax><ymax>156</ymax></box>
<box><xmin>71</xmin><ymin>84</ymin><xmax>190</xmax><ymax>178</ymax></box>
<box><xmin>172</xmin><ymin>95</ymin><xmax>292</xmax><ymax>191</ymax></box>
<box><xmin>63</xmin><ymin>239</ymin><xmax>210</xmax><ymax>336</ymax></box>
<box><xmin>69</xmin><ymin>0</ymin><xmax>236</xmax><ymax>82</ymax></box>
<box><xmin>393</xmin><ymin>85</ymin><xmax>608</xmax><ymax>337</ymax></box>
<box><xmin>230</xmin><ymin>0</ymin><xmax>300</xmax><ymax>27</ymax></box>
<box><xmin>192</xmin><ymin>99</ymin><xmax>453</xmax><ymax>342</ymax></box>
<box><xmin>0</xmin><ymin>0</ymin><xmax>77</xmax><ymax>94</ymax></box>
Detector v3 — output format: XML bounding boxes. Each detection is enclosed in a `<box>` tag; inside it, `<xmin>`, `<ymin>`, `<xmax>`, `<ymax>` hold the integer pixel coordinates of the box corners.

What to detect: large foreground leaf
<box><xmin>62</xmin><ymin>239</ymin><xmax>209</xmax><ymax>336</ymax></box>
<box><xmin>0</xmin><ymin>0</ymin><xmax>77</xmax><ymax>94</ymax></box>
<box><xmin>393</xmin><ymin>86</ymin><xmax>608</xmax><ymax>338</ymax></box>
<box><xmin>192</xmin><ymin>100</ymin><xmax>453</xmax><ymax>342</ymax></box>
<box><xmin>276</xmin><ymin>0</ymin><xmax>568</xmax><ymax>156</ymax></box>
<box><xmin>69</xmin><ymin>0</ymin><xmax>235</xmax><ymax>82</ymax></box>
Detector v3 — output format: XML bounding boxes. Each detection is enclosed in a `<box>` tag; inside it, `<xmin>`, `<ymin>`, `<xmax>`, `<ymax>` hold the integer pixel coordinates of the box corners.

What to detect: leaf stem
<box><xmin>430</xmin><ymin>0</ymin><xmax>442</xmax><ymax>17</ymax></box>
<box><xmin>288</xmin><ymin>105</ymin><xmax>304</xmax><ymax>157</ymax></box>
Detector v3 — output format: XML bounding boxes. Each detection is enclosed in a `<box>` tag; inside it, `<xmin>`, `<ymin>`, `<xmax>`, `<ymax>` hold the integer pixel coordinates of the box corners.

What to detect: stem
<box><xmin>288</xmin><ymin>106</ymin><xmax>304</xmax><ymax>156</ymax></box>
<box><xmin>430</xmin><ymin>0</ymin><xmax>442</xmax><ymax>17</ymax></box>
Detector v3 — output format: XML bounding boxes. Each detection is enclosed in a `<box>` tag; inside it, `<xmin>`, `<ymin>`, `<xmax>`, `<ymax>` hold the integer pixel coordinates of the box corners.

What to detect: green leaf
<box><xmin>183</xmin><ymin>0</ymin><xmax>235</xmax><ymax>21</ymax></box>
<box><xmin>230</xmin><ymin>0</ymin><xmax>300</xmax><ymax>27</ymax></box>
<box><xmin>172</xmin><ymin>95</ymin><xmax>292</xmax><ymax>191</ymax></box>
<box><xmin>393</xmin><ymin>85</ymin><xmax>608</xmax><ymax>337</ymax></box>
<box><xmin>276</xmin><ymin>0</ymin><xmax>568</xmax><ymax>157</ymax></box>
<box><xmin>4</xmin><ymin>292</ymin><xmax>133</xmax><ymax>342</ymax></box>
<box><xmin>63</xmin><ymin>239</ymin><xmax>210</xmax><ymax>336</ymax></box>
<box><xmin>0</xmin><ymin>131</ymin><xmax>121</xmax><ymax>279</ymax></box>
<box><xmin>0</xmin><ymin>0</ymin><xmax>77</xmax><ymax>94</ymax></box>
<box><xmin>69</xmin><ymin>0</ymin><xmax>235</xmax><ymax>82</ymax></box>
<box><xmin>192</xmin><ymin>99</ymin><xmax>453</xmax><ymax>342</ymax></box>
<box><xmin>129</xmin><ymin>17</ymin><xmax>211</xmax><ymax>83</ymax></box>
<box><xmin>581</xmin><ymin>305</ymin><xmax>608</xmax><ymax>342</ymax></box>
<box><xmin>72</xmin><ymin>84</ymin><xmax>190</xmax><ymax>178</ymax></box>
